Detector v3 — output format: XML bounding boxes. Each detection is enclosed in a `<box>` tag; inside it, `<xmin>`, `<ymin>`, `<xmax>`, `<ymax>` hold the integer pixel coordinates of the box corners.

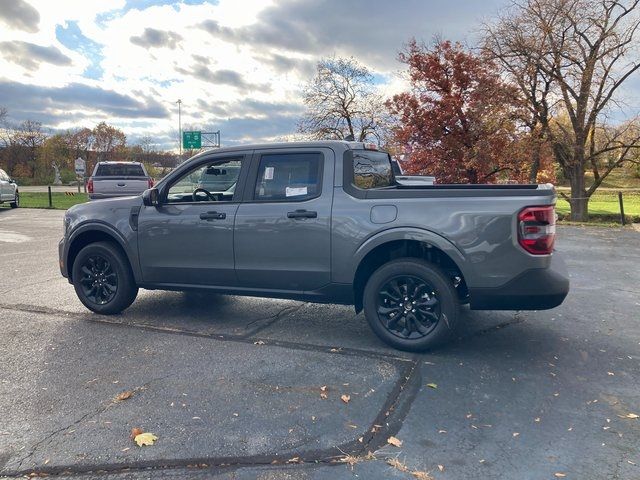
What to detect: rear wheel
<box><xmin>363</xmin><ymin>258</ymin><xmax>459</xmax><ymax>351</ymax></box>
<box><xmin>10</xmin><ymin>191</ymin><xmax>18</xmax><ymax>208</ymax></box>
<box><xmin>72</xmin><ymin>241</ymin><xmax>138</xmax><ymax>314</ymax></box>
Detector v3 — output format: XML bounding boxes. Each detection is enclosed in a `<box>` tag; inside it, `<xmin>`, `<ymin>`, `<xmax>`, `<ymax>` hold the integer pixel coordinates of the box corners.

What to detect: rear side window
<box><xmin>353</xmin><ymin>151</ymin><xmax>393</xmax><ymax>189</ymax></box>
<box><xmin>254</xmin><ymin>152</ymin><xmax>322</xmax><ymax>201</ymax></box>
<box><xmin>96</xmin><ymin>163</ymin><xmax>145</xmax><ymax>177</ymax></box>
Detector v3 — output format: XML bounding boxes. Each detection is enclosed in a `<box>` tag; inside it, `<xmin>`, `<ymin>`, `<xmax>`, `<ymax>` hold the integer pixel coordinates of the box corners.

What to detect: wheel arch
<box><xmin>66</xmin><ymin>224</ymin><xmax>135</xmax><ymax>282</ymax></box>
<box><xmin>351</xmin><ymin>229</ymin><xmax>470</xmax><ymax>313</ymax></box>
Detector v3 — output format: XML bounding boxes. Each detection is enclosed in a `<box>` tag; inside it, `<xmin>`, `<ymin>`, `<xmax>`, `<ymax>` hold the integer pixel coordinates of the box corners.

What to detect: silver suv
<box><xmin>0</xmin><ymin>169</ymin><xmax>18</xmax><ymax>208</ymax></box>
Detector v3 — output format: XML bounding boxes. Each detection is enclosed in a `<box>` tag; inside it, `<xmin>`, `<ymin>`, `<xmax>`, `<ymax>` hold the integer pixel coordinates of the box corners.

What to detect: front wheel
<box><xmin>72</xmin><ymin>241</ymin><xmax>138</xmax><ymax>314</ymax></box>
<box><xmin>10</xmin><ymin>191</ymin><xmax>18</xmax><ymax>208</ymax></box>
<box><xmin>363</xmin><ymin>259</ymin><xmax>459</xmax><ymax>352</ymax></box>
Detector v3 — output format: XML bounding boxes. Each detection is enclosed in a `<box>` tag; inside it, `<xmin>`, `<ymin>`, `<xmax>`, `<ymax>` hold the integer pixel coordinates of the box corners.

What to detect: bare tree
<box><xmin>485</xmin><ymin>0</ymin><xmax>640</xmax><ymax>221</ymax></box>
<box><xmin>297</xmin><ymin>57</ymin><xmax>388</xmax><ymax>143</ymax></box>
<box><xmin>484</xmin><ymin>13</ymin><xmax>555</xmax><ymax>183</ymax></box>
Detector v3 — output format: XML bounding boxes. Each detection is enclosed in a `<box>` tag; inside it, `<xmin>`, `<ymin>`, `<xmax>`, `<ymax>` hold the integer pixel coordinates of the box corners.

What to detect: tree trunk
<box><xmin>568</xmin><ymin>164</ymin><xmax>588</xmax><ymax>222</ymax></box>
<box><xmin>529</xmin><ymin>146</ymin><xmax>540</xmax><ymax>183</ymax></box>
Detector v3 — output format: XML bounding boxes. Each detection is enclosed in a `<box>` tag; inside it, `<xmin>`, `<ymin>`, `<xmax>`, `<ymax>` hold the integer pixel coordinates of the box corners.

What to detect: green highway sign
<box><xmin>183</xmin><ymin>131</ymin><xmax>202</xmax><ymax>149</ymax></box>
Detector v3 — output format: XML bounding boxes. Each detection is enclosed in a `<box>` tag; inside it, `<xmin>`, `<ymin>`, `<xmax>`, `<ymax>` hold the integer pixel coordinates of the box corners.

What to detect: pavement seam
<box><xmin>0</xmin><ymin>304</ymin><xmax>413</xmax><ymax>364</ymax></box>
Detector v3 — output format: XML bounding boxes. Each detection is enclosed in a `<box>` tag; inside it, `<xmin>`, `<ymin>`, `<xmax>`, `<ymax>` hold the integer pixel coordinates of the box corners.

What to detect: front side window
<box><xmin>166</xmin><ymin>158</ymin><xmax>242</xmax><ymax>203</ymax></box>
<box><xmin>353</xmin><ymin>151</ymin><xmax>394</xmax><ymax>189</ymax></box>
<box><xmin>254</xmin><ymin>153</ymin><xmax>322</xmax><ymax>202</ymax></box>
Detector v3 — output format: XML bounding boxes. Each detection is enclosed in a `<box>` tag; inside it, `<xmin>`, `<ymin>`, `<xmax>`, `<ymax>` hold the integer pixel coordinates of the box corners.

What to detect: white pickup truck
<box><xmin>87</xmin><ymin>162</ymin><xmax>154</xmax><ymax>200</ymax></box>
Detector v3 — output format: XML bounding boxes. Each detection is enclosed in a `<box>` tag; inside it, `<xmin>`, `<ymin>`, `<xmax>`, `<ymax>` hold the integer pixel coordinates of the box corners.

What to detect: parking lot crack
<box><xmin>12</xmin><ymin>373</ymin><xmax>175</xmax><ymax>473</ymax></box>
<box><xmin>243</xmin><ymin>302</ymin><xmax>307</xmax><ymax>338</ymax></box>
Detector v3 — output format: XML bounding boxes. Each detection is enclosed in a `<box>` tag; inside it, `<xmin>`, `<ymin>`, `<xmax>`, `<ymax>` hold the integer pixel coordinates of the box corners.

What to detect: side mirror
<box><xmin>142</xmin><ymin>187</ymin><xmax>160</xmax><ymax>206</ymax></box>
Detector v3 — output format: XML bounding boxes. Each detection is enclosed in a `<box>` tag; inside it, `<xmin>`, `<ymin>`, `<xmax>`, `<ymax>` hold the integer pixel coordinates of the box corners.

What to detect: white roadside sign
<box><xmin>74</xmin><ymin>157</ymin><xmax>86</xmax><ymax>176</ymax></box>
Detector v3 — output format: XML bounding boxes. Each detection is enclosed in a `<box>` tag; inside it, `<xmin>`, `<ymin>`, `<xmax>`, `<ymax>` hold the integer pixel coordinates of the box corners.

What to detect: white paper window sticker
<box><xmin>264</xmin><ymin>166</ymin><xmax>274</xmax><ymax>180</ymax></box>
<box><xmin>285</xmin><ymin>186</ymin><xmax>307</xmax><ymax>197</ymax></box>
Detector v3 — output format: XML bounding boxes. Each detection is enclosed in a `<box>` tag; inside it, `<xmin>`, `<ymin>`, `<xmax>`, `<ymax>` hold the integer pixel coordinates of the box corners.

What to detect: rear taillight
<box><xmin>87</xmin><ymin>178</ymin><xmax>93</xmax><ymax>193</ymax></box>
<box><xmin>518</xmin><ymin>205</ymin><xmax>556</xmax><ymax>255</ymax></box>
<box><xmin>148</xmin><ymin>178</ymin><xmax>154</xmax><ymax>188</ymax></box>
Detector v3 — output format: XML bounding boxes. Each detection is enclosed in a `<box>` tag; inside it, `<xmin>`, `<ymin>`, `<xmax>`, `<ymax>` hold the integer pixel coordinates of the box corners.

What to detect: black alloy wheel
<box><xmin>377</xmin><ymin>275</ymin><xmax>441</xmax><ymax>340</ymax></box>
<box><xmin>72</xmin><ymin>241</ymin><xmax>138</xmax><ymax>314</ymax></box>
<box><xmin>79</xmin><ymin>254</ymin><xmax>118</xmax><ymax>305</ymax></box>
<box><xmin>363</xmin><ymin>258</ymin><xmax>459</xmax><ymax>351</ymax></box>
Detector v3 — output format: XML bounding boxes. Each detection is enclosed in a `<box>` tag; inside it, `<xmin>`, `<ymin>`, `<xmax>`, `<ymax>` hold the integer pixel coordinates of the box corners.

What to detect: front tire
<box><xmin>363</xmin><ymin>258</ymin><xmax>459</xmax><ymax>352</ymax></box>
<box><xmin>10</xmin><ymin>191</ymin><xmax>18</xmax><ymax>208</ymax></box>
<box><xmin>72</xmin><ymin>241</ymin><xmax>138</xmax><ymax>314</ymax></box>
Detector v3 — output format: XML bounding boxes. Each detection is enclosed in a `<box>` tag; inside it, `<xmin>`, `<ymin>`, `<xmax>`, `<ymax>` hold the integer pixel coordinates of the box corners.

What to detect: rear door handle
<box><xmin>287</xmin><ymin>209</ymin><xmax>317</xmax><ymax>219</ymax></box>
<box><xmin>117</xmin><ymin>183</ymin><xmax>126</xmax><ymax>187</ymax></box>
<box><xmin>199</xmin><ymin>211</ymin><xmax>226</xmax><ymax>220</ymax></box>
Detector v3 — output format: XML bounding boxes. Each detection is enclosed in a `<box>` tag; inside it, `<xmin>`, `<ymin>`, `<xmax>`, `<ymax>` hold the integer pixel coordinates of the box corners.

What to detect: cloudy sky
<box><xmin>5</xmin><ymin>0</ymin><xmax>629</xmax><ymax>151</ymax></box>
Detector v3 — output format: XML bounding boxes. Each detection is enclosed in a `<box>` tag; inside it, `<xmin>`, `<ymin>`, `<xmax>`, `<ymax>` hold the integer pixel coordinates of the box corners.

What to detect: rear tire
<box><xmin>363</xmin><ymin>258</ymin><xmax>459</xmax><ymax>352</ymax></box>
<box><xmin>72</xmin><ymin>241</ymin><xmax>138</xmax><ymax>314</ymax></box>
<box><xmin>10</xmin><ymin>191</ymin><xmax>18</xmax><ymax>208</ymax></box>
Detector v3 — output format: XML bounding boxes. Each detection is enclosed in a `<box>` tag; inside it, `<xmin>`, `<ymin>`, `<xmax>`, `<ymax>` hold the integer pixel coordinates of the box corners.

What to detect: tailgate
<box><xmin>93</xmin><ymin>177</ymin><xmax>149</xmax><ymax>195</ymax></box>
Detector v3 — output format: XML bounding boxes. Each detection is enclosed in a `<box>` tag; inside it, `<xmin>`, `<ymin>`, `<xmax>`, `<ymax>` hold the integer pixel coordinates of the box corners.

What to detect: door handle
<box><xmin>199</xmin><ymin>211</ymin><xmax>226</xmax><ymax>220</ymax></box>
<box><xmin>117</xmin><ymin>183</ymin><xmax>126</xmax><ymax>187</ymax></box>
<box><xmin>287</xmin><ymin>209</ymin><xmax>317</xmax><ymax>219</ymax></box>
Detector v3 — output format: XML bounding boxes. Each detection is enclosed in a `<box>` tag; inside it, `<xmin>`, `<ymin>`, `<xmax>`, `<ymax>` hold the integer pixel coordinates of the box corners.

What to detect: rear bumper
<box><xmin>468</xmin><ymin>253</ymin><xmax>569</xmax><ymax>310</ymax></box>
<box><xmin>89</xmin><ymin>193</ymin><xmax>141</xmax><ymax>200</ymax></box>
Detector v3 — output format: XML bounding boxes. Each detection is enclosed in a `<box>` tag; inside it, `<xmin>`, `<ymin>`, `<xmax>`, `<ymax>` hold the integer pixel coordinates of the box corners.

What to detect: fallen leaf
<box><xmin>121</xmin><ymin>447</ymin><xmax>130</xmax><ymax>452</ymax></box>
<box><xmin>341</xmin><ymin>394</ymin><xmax>351</xmax><ymax>404</ymax></box>
<box><xmin>426</xmin><ymin>383</ymin><xmax>438</xmax><ymax>389</ymax></box>
<box><xmin>554</xmin><ymin>474</ymin><xmax>566</xmax><ymax>478</ymax></box>
<box><xmin>411</xmin><ymin>471</ymin><xmax>432</xmax><ymax>480</ymax></box>
<box><xmin>628</xmin><ymin>460</ymin><xmax>636</xmax><ymax>465</ymax></box>
<box><xmin>437</xmin><ymin>464</ymin><xmax>444</xmax><ymax>472</ymax></box>
<box><xmin>535</xmin><ymin>417</ymin><xmax>541</xmax><ymax>423</ymax></box>
<box><xmin>387</xmin><ymin>436</ymin><xmax>403</xmax><ymax>447</ymax></box>
<box><xmin>115</xmin><ymin>390</ymin><xmax>134</xmax><ymax>402</ymax></box>
<box><xmin>358</xmin><ymin>437</ymin><xmax>363</xmax><ymax>443</ymax></box>
<box><xmin>621</xmin><ymin>413</ymin><xmax>639</xmax><ymax>419</ymax></box>
<box><xmin>134</xmin><ymin>432</ymin><xmax>158</xmax><ymax>447</ymax></box>
<box><xmin>513</xmin><ymin>432</ymin><xmax>520</xmax><ymax>437</ymax></box>
<box><xmin>253</xmin><ymin>340</ymin><xmax>265</xmax><ymax>345</ymax></box>
<box><xmin>130</xmin><ymin>427</ymin><xmax>144</xmax><ymax>440</ymax></box>
<box><xmin>320</xmin><ymin>385</ymin><xmax>328</xmax><ymax>399</ymax></box>
<box><xmin>438</xmin><ymin>429</ymin><xmax>447</xmax><ymax>434</ymax></box>
<box><xmin>607</xmin><ymin>372</ymin><xmax>615</xmax><ymax>376</ymax></box>
<box><xmin>286</xmin><ymin>456</ymin><xmax>302</xmax><ymax>464</ymax></box>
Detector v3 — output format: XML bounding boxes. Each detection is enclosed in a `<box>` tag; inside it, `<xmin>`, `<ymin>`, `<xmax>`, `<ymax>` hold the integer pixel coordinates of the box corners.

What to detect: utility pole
<box><xmin>176</xmin><ymin>99</ymin><xmax>182</xmax><ymax>158</ymax></box>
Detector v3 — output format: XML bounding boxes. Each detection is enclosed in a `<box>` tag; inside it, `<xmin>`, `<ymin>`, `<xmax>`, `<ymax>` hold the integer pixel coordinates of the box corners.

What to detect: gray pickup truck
<box><xmin>87</xmin><ymin>161</ymin><xmax>153</xmax><ymax>200</ymax></box>
<box><xmin>59</xmin><ymin>141</ymin><xmax>569</xmax><ymax>351</ymax></box>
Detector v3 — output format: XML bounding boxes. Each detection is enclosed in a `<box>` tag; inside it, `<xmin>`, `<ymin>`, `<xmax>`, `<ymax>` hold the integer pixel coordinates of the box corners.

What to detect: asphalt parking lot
<box><xmin>0</xmin><ymin>208</ymin><xmax>638</xmax><ymax>480</ymax></box>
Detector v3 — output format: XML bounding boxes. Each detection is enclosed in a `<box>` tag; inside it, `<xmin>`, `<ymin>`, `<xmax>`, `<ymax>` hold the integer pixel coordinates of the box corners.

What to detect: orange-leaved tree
<box><xmin>387</xmin><ymin>39</ymin><xmax>527</xmax><ymax>184</ymax></box>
